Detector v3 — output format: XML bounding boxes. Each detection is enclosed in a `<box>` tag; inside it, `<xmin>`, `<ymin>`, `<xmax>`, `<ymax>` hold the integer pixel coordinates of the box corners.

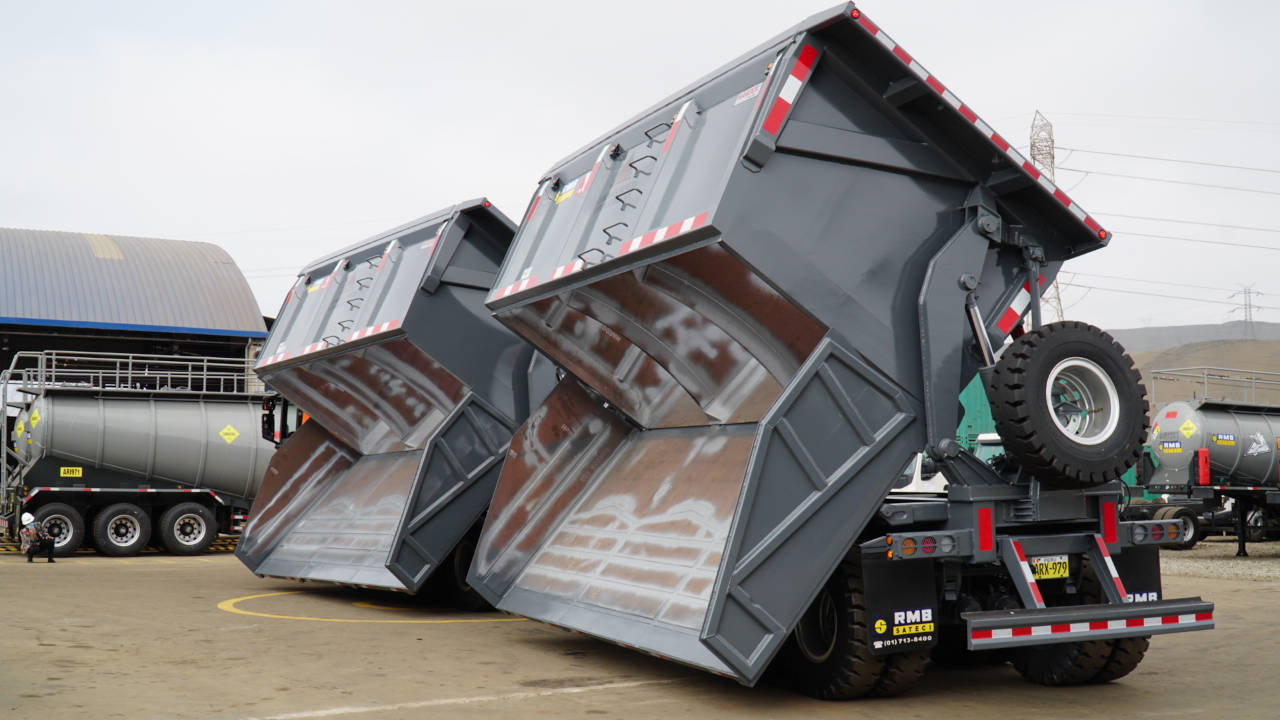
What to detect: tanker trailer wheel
<box><xmin>33</xmin><ymin>503</ymin><xmax>86</xmax><ymax>556</ymax></box>
<box><xmin>777</xmin><ymin>559</ymin><xmax>926</xmax><ymax>700</ymax></box>
<box><xmin>93</xmin><ymin>503</ymin><xmax>152</xmax><ymax>557</ymax></box>
<box><xmin>158</xmin><ymin>502</ymin><xmax>216</xmax><ymax>555</ymax></box>
<box><xmin>1164</xmin><ymin>506</ymin><xmax>1203</xmax><ymax>550</ymax></box>
<box><xmin>445</xmin><ymin>522</ymin><xmax>491</xmax><ymax>612</ymax></box>
<box><xmin>989</xmin><ymin>321</ymin><xmax>1146</xmax><ymax>488</ymax></box>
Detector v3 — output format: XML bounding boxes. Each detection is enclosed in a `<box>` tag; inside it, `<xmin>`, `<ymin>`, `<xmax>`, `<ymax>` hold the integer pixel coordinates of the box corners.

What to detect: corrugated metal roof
<box><xmin>0</xmin><ymin>227</ymin><xmax>267</xmax><ymax>338</ymax></box>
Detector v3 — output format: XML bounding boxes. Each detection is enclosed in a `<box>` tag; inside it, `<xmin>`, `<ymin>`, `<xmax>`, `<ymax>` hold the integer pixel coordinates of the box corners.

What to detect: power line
<box><xmin>1056</xmin><ymin>146</ymin><xmax>1280</xmax><ymax>175</ymax></box>
<box><xmin>1045</xmin><ymin>111</ymin><xmax>1280</xmax><ymax>128</ymax></box>
<box><xmin>1056</xmin><ymin>166</ymin><xmax>1280</xmax><ymax>197</ymax></box>
<box><xmin>1092</xmin><ymin>213</ymin><xmax>1280</xmax><ymax>234</ymax></box>
<box><xmin>1063</xmin><ymin>271</ymin><xmax>1239</xmax><ymax>294</ymax></box>
<box><xmin>1113</xmin><ymin>230</ymin><xmax>1280</xmax><ymax>253</ymax></box>
<box><xmin>1056</xmin><ymin>282</ymin><xmax>1280</xmax><ymax>311</ymax></box>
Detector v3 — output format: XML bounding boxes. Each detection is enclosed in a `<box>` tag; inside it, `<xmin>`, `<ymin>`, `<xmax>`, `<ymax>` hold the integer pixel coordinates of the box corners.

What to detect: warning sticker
<box><xmin>30</xmin><ymin>408</ymin><xmax>39</xmax><ymax>428</ymax></box>
<box><xmin>14</xmin><ymin>420</ymin><xmax>23</xmax><ymax>436</ymax></box>
<box><xmin>1213</xmin><ymin>433</ymin><xmax>1236</xmax><ymax>446</ymax></box>
<box><xmin>1180</xmin><ymin>419</ymin><xmax>1198</xmax><ymax>438</ymax></box>
<box><xmin>219</xmin><ymin>425</ymin><xmax>241</xmax><ymax>445</ymax></box>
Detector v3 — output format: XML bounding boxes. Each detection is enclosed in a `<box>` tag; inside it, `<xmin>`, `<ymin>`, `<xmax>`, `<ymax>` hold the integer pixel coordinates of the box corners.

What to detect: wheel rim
<box><xmin>794</xmin><ymin>587</ymin><xmax>839</xmax><ymax>664</ymax></box>
<box><xmin>1044</xmin><ymin>357</ymin><xmax>1120</xmax><ymax>446</ymax></box>
<box><xmin>172</xmin><ymin>513</ymin><xmax>207</xmax><ymax>546</ymax></box>
<box><xmin>1177</xmin><ymin>515</ymin><xmax>1195</xmax><ymax>543</ymax></box>
<box><xmin>107</xmin><ymin>514</ymin><xmax>141</xmax><ymax>547</ymax></box>
<box><xmin>41</xmin><ymin>515</ymin><xmax>73</xmax><ymax>548</ymax></box>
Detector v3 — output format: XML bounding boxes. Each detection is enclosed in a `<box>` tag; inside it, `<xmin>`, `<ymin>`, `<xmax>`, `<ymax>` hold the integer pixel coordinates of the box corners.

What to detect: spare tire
<box><xmin>989</xmin><ymin>321</ymin><xmax>1146</xmax><ymax>488</ymax></box>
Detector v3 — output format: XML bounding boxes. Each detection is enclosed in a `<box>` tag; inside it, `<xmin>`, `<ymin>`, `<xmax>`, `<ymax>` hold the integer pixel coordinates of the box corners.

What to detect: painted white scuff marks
<box><xmin>513</xmin><ymin>429</ymin><xmax>752</xmax><ymax>631</ymax></box>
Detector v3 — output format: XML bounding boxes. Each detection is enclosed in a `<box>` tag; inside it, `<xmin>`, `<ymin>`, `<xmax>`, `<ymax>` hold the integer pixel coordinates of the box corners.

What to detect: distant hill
<box><xmin>1130</xmin><ymin>339</ymin><xmax>1280</xmax><ymax>407</ymax></box>
<box><xmin>1108</xmin><ymin>320</ymin><xmax>1280</xmax><ymax>354</ymax></box>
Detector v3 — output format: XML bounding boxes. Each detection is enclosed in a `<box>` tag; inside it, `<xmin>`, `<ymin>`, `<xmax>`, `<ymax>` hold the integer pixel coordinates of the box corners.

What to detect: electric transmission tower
<box><xmin>1029</xmin><ymin>111</ymin><xmax>1065</xmax><ymax>321</ymax></box>
<box><xmin>1229</xmin><ymin>285</ymin><xmax>1262</xmax><ymax>338</ymax></box>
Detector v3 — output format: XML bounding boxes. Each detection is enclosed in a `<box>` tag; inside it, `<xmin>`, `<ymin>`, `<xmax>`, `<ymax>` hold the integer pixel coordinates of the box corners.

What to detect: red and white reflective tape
<box><xmin>552</xmin><ymin>259</ymin><xmax>585</xmax><ymax>280</ymax></box>
<box><xmin>1010</xmin><ymin>541</ymin><xmax>1046</xmax><ymax>609</ymax></box>
<box><xmin>972</xmin><ymin>611</ymin><xmax>1213</xmax><ymax>644</ymax></box>
<box><xmin>995</xmin><ymin>275</ymin><xmax>1045</xmax><ymax>335</ymax></box>
<box><xmin>524</xmin><ymin>181</ymin><xmax>551</xmax><ymax>223</ymax></box>
<box><xmin>762</xmin><ymin>44</ymin><xmax>818</xmax><ymax>136</ymax></box>
<box><xmin>1207</xmin><ymin>485</ymin><xmax>1273</xmax><ymax>491</ymax></box>
<box><xmin>1093</xmin><ymin>535</ymin><xmax>1129</xmax><ymax>601</ymax></box>
<box><xmin>618</xmin><ymin>212</ymin><xmax>710</xmax><ymax>256</ymax></box>
<box><xmin>578</xmin><ymin>145</ymin><xmax>611</xmax><ymax>196</ymax></box>
<box><xmin>24</xmin><ymin>487</ymin><xmax>217</xmax><ymax>503</ymax></box>
<box><xmin>850</xmin><ymin>8</ymin><xmax>1106</xmax><ymax>242</ymax></box>
<box><xmin>494</xmin><ymin>275</ymin><xmax>541</xmax><ymax>300</ymax></box>
<box><xmin>375</xmin><ymin>240</ymin><xmax>396</xmax><ymax>274</ymax></box>
<box><xmin>258</xmin><ymin>350</ymin><xmax>292</xmax><ymax>367</ymax></box>
<box><xmin>662</xmin><ymin>100</ymin><xmax>694</xmax><ymax>153</ymax></box>
<box><xmin>348</xmin><ymin>319</ymin><xmax>402</xmax><ymax>342</ymax></box>
<box><xmin>300</xmin><ymin>341</ymin><xmax>328</xmax><ymax>355</ymax></box>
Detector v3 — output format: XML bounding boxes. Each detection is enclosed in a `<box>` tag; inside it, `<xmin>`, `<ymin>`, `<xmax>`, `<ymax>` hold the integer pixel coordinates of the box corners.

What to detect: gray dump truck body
<box><xmin>470</xmin><ymin>3</ymin><xmax>1211</xmax><ymax>688</ymax></box>
<box><xmin>2</xmin><ymin>351</ymin><xmax>272</xmax><ymax>554</ymax></box>
<box><xmin>238</xmin><ymin>199</ymin><xmax>553</xmax><ymax>592</ymax></box>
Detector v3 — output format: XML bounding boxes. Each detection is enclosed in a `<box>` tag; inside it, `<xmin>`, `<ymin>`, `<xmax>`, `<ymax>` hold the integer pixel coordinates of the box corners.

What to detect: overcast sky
<box><xmin>2</xmin><ymin>0</ymin><xmax>1277</xmax><ymax>330</ymax></box>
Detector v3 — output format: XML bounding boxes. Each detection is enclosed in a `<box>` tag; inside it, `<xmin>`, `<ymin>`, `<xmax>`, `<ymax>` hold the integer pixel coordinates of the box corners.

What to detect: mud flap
<box><xmin>861</xmin><ymin>553</ymin><xmax>938</xmax><ymax>656</ymax></box>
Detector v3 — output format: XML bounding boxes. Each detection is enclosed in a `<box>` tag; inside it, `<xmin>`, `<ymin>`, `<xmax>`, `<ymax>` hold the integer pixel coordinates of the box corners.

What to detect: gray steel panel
<box><xmin>0</xmin><ymin>227</ymin><xmax>266</xmax><ymax>337</ymax></box>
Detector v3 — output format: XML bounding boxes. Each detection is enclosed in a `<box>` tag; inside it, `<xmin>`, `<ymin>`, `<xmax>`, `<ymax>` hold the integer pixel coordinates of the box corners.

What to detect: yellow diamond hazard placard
<box><xmin>1180</xmin><ymin>419</ymin><xmax>1197</xmax><ymax>439</ymax></box>
<box><xmin>219</xmin><ymin>424</ymin><xmax>240</xmax><ymax>444</ymax></box>
<box><xmin>29</xmin><ymin>408</ymin><xmax>39</xmax><ymax>428</ymax></box>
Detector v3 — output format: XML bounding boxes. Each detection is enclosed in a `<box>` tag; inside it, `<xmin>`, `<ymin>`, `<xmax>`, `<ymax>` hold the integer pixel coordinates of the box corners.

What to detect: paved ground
<box><xmin>1</xmin><ymin>546</ymin><xmax>1275</xmax><ymax>719</ymax></box>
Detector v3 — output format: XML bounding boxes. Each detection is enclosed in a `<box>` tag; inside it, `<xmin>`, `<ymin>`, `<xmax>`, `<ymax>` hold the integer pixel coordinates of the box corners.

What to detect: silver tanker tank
<box><xmin>1149</xmin><ymin>400</ymin><xmax>1280</xmax><ymax>489</ymax></box>
<box><xmin>13</xmin><ymin>394</ymin><xmax>272</xmax><ymax>500</ymax></box>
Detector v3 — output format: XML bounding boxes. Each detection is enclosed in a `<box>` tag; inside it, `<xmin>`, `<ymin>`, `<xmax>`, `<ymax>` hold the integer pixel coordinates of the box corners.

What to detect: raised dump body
<box><xmin>238</xmin><ymin>200</ymin><xmax>554</xmax><ymax>593</ymax></box>
<box><xmin>469</xmin><ymin>4</ymin><xmax>1209</xmax><ymax>690</ymax></box>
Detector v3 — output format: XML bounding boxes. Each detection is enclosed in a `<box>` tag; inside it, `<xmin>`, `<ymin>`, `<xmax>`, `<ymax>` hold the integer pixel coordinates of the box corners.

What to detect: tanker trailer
<box><xmin>468</xmin><ymin>3</ymin><xmax>1213</xmax><ymax>699</ymax></box>
<box><xmin>1142</xmin><ymin>399</ymin><xmax>1280</xmax><ymax>555</ymax></box>
<box><xmin>3</xmin><ymin>351</ymin><xmax>272</xmax><ymax>556</ymax></box>
<box><xmin>237</xmin><ymin>199</ymin><xmax>555</xmax><ymax>607</ymax></box>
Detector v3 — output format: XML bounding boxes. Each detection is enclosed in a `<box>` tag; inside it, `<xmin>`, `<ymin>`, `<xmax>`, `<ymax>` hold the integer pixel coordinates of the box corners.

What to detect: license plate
<box><xmin>1030</xmin><ymin>554</ymin><xmax>1069</xmax><ymax>580</ymax></box>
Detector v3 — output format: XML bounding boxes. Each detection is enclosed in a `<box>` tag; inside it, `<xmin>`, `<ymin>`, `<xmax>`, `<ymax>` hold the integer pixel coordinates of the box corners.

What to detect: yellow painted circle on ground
<box><xmin>217</xmin><ymin>590</ymin><xmax>527</xmax><ymax>624</ymax></box>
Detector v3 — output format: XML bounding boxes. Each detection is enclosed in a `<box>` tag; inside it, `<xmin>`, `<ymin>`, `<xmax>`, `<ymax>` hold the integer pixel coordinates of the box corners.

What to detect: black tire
<box><xmin>778</xmin><ymin>559</ymin><xmax>885</xmax><ymax>700</ymax></box>
<box><xmin>1090</xmin><ymin>636</ymin><xmax>1150</xmax><ymax>683</ymax></box>
<box><xmin>158</xmin><ymin>502</ymin><xmax>217</xmax><ymax>555</ymax></box>
<box><xmin>93</xmin><ymin>503</ymin><xmax>152</xmax><ymax>557</ymax></box>
<box><xmin>1245</xmin><ymin>507</ymin><xmax>1270</xmax><ymax>543</ymax></box>
<box><xmin>445</xmin><ymin>523</ymin><xmax>491</xmax><ymax>612</ymax></box>
<box><xmin>989</xmin><ymin>321</ymin><xmax>1147</xmax><ymax>488</ymax></box>
<box><xmin>1011</xmin><ymin>558</ymin><xmax>1111</xmax><ymax>686</ymax></box>
<box><xmin>33</xmin><ymin>503</ymin><xmax>85</xmax><ymax>556</ymax></box>
<box><xmin>1166</xmin><ymin>506</ymin><xmax>1203</xmax><ymax>550</ymax></box>
<box><xmin>873</xmin><ymin>651</ymin><xmax>929</xmax><ymax>697</ymax></box>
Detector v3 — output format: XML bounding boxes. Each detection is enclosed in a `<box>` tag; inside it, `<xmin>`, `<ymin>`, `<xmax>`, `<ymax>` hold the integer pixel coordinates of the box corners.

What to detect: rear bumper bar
<box><xmin>964</xmin><ymin>596</ymin><xmax>1213</xmax><ymax>650</ymax></box>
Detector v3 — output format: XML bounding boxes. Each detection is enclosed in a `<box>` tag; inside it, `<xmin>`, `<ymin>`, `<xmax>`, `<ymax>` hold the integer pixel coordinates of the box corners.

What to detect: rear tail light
<box><xmin>1151</xmin><ymin>524</ymin><xmax>1164</xmax><ymax>541</ymax></box>
<box><xmin>921</xmin><ymin>536</ymin><xmax>937</xmax><ymax>555</ymax></box>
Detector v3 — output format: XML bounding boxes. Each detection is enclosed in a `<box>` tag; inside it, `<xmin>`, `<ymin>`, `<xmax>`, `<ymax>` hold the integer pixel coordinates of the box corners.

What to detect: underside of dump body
<box><xmin>237</xmin><ymin>200</ymin><xmax>554</xmax><ymax>593</ymax></box>
<box><xmin>470</xmin><ymin>4</ymin><xmax>1129</xmax><ymax>685</ymax></box>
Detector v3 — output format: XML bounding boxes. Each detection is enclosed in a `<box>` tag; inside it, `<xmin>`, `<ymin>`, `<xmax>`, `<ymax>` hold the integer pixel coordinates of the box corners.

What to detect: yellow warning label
<box><xmin>60</xmin><ymin>467</ymin><xmax>83</xmax><ymax>478</ymax></box>
<box><xmin>14</xmin><ymin>420</ymin><xmax>23</xmax><ymax>436</ymax></box>
<box><xmin>1180</xmin><ymin>419</ymin><xmax>1198</xmax><ymax>438</ymax></box>
<box><xmin>219</xmin><ymin>425</ymin><xmax>241</xmax><ymax>444</ymax></box>
<box><xmin>874</xmin><ymin>619</ymin><xmax>887</xmax><ymax>634</ymax></box>
<box><xmin>893</xmin><ymin>622</ymin><xmax>935</xmax><ymax>636</ymax></box>
<box><xmin>29</xmin><ymin>408</ymin><xmax>39</xmax><ymax>428</ymax></box>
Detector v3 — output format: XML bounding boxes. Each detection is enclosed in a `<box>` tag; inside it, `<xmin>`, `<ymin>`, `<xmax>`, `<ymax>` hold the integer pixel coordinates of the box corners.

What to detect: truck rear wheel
<box><xmin>445</xmin><ymin>523</ymin><xmax>491</xmax><ymax>611</ymax></box>
<box><xmin>33</xmin><ymin>503</ymin><xmax>85</xmax><ymax>556</ymax></box>
<box><xmin>158</xmin><ymin>502</ymin><xmax>216</xmax><ymax>555</ymax></box>
<box><xmin>989</xmin><ymin>321</ymin><xmax>1146</xmax><ymax>488</ymax></box>
<box><xmin>1012</xmin><ymin>556</ymin><xmax>1114</xmax><ymax>686</ymax></box>
<box><xmin>1090</xmin><ymin>636</ymin><xmax>1149</xmax><ymax>683</ymax></box>
<box><xmin>1161</xmin><ymin>506</ymin><xmax>1202</xmax><ymax>550</ymax></box>
<box><xmin>93</xmin><ymin>503</ymin><xmax>152</xmax><ymax>557</ymax></box>
<box><xmin>778</xmin><ymin>559</ymin><xmax>890</xmax><ymax>700</ymax></box>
